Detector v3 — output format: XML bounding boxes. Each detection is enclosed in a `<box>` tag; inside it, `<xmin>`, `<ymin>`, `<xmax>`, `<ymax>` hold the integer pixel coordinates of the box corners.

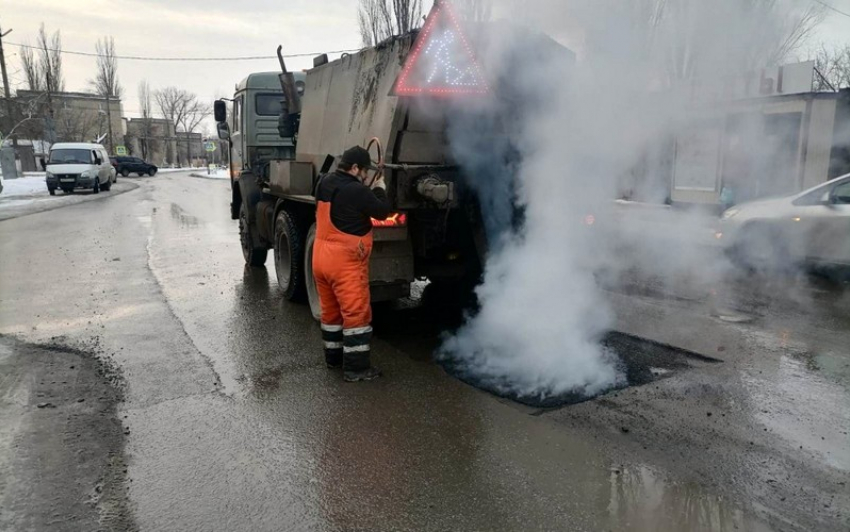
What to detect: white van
<box><xmin>43</xmin><ymin>143</ymin><xmax>116</xmax><ymax>195</ymax></box>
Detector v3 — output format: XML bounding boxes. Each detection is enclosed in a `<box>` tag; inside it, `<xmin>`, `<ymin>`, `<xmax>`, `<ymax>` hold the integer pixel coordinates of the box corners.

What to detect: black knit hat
<box><xmin>340</xmin><ymin>146</ymin><xmax>376</xmax><ymax>170</ymax></box>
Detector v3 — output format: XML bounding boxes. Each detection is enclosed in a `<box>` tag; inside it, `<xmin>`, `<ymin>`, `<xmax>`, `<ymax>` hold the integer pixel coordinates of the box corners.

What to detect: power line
<box><xmin>811</xmin><ymin>0</ymin><xmax>850</xmax><ymax>18</ymax></box>
<box><xmin>5</xmin><ymin>41</ymin><xmax>361</xmax><ymax>62</ymax></box>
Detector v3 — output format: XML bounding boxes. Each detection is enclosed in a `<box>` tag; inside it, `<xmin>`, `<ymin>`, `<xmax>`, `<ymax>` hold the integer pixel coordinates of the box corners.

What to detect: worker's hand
<box><xmin>371</xmin><ymin>174</ymin><xmax>386</xmax><ymax>191</ymax></box>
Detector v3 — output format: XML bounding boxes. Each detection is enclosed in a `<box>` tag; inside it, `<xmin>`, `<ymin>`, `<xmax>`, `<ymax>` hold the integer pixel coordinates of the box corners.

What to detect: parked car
<box><xmin>43</xmin><ymin>143</ymin><xmax>116</xmax><ymax>195</ymax></box>
<box><xmin>111</xmin><ymin>156</ymin><xmax>158</xmax><ymax>177</ymax></box>
<box><xmin>717</xmin><ymin>173</ymin><xmax>850</xmax><ymax>270</ymax></box>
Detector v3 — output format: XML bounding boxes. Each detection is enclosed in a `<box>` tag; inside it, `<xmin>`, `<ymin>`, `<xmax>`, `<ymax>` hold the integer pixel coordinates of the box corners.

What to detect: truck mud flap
<box><xmin>238</xmin><ymin>174</ymin><xmax>263</xmax><ymax>225</ymax></box>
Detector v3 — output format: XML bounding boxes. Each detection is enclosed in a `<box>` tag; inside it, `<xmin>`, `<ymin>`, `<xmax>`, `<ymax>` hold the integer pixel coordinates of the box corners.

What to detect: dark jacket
<box><xmin>316</xmin><ymin>170</ymin><xmax>392</xmax><ymax>236</ymax></box>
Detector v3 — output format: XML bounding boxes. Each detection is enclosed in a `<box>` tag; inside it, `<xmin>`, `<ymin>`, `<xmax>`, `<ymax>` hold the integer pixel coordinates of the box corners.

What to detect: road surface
<box><xmin>0</xmin><ymin>171</ymin><xmax>847</xmax><ymax>531</ymax></box>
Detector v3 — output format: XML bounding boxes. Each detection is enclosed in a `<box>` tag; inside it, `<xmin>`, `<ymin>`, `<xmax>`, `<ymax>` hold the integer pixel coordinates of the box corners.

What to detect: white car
<box><xmin>717</xmin><ymin>173</ymin><xmax>850</xmax><ymax>269</ymax></box>
<box><xmin>43</xmin><ymin>142</ymin><xmax>116</xmax><ymax>195</ymax></box>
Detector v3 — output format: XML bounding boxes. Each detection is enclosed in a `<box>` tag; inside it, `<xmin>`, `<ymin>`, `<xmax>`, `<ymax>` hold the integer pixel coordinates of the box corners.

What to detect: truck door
<box><xmin>230</xmin><ymin>95</ymin><xmax>244</xmax><ymax>174</ymax></box>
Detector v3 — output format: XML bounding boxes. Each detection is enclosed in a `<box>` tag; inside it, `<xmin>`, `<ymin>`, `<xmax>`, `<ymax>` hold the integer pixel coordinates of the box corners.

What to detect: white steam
<box><xmin>438</xmin><ymin>0</ymin><xmax>823</xmax><ymax>399</ymax></box>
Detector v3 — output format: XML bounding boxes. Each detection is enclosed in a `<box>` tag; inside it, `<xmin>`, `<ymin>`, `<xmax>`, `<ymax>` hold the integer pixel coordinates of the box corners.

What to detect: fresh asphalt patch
<box><xmin>439</xmin><ymin>331</ymin><xmax>722</xmax><ymax>409</ymax></box>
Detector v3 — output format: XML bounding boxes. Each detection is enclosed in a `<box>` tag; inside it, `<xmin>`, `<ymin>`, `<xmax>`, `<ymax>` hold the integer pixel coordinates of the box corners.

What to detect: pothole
<box><xmin>439</xmin><ymin>331</ymin><xmax>721</xmax><ymax>409</ymax></box>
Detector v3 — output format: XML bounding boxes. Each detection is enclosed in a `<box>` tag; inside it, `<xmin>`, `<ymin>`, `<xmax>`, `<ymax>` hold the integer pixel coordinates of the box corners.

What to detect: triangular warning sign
<box><xmin>393</xmin><ymin>0</ymin><xmax>489</xmax><ymax>96</ymax></box>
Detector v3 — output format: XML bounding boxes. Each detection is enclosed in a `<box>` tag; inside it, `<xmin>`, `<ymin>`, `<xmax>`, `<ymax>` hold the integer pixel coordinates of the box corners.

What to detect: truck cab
<box><xmin>221</xmin><ymin>72</ymin><xmax>305</xmax><ymax>219</ymax></box>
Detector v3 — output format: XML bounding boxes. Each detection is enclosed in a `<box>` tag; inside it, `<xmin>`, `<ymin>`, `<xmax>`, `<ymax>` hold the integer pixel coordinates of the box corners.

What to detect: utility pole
<box><xmin>105</xmin><ymin>92</ymin><xmax>114</xmax><ymax>155</ymax></box>
<box><xmin>0</xmin><ymin>22</ymin><xmax>19</xmax><ymax>179</ymax></box>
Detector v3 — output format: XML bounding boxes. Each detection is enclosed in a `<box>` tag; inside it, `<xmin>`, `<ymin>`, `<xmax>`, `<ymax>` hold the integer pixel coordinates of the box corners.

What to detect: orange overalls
<box><xmin>313</xmin><ymin>196</ymin><xmax>374</xmax><ymax>371</ymax></box>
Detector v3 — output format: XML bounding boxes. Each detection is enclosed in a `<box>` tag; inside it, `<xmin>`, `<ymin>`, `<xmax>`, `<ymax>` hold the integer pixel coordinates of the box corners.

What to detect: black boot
<box><xmin>321</xmin><ymin>323</ymin><xmax>343</xmax><ymax>368</ymax></box>
<box><xmin>343</xmin><ymin>326</ymin><xmax>380</xmax><ymax>382</ymax></box>
<box><xmin>344</xmin><ymin>366</ymin><xmax>382</xmax><ymax>382</ymax></box>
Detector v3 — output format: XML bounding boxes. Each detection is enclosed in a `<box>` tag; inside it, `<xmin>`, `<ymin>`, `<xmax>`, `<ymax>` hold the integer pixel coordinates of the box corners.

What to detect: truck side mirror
<box><xmin>217</xmin><ymin>121</ymin><xmax>231</xmax><ymax>140</ymax></box>
<box><xmin>214</xmin><ymin>100</ymin><xmax>227</xmax><ymax>123</ymax></box>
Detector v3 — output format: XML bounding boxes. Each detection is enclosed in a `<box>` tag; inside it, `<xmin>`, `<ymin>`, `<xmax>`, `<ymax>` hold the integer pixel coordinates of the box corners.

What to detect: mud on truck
<box><xmin>214</xmin><ymin>1</ymin><xmax>571</xmax><ymax>318</ymax></box>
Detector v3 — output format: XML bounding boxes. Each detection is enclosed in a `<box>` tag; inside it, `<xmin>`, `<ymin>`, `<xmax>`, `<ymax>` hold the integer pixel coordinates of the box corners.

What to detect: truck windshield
<box><xmin>48</xmin><ymin>149</ymin><xmax>92</xmax><ymax>165</ymax></box>
<box><xmin>256</xmin><ymin>94</ymin><xmax>284</xmax><ymax>116</ymax></box>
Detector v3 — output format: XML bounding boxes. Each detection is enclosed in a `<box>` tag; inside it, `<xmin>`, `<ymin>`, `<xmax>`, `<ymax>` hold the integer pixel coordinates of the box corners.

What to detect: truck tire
<box><xmin>102</xmin><ymin>178</ymin><xmax>112</xmax><ymax>192</ymax></box>
<box><xmin>239</xmin><ymin>203</ymin><xmax>268</xmax><ymax>267</ymax></box>
<box><xmin>304</xmin><ymin>223</ymin><xmax>322</xmax><ymax>322</ymax></box>
<box><xmin>121</xmin><ymin>168</ymin><xmax>129</xmax><ymax>177</ymax></box>
<box><xmin>274</xmin><ymin>209</ymin><xmax>306</xmax><ymax>301</ymax></box>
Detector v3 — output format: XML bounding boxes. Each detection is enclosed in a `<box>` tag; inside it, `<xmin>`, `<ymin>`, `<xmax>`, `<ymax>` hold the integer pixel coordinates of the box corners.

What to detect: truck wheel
<box><xmin>274</xmin><ymin>209</ymin><xmax>306</xmax><ymax>301</ymax></box>
<box><xmin>93</xmin><ymin>178</ymin><xmax>100</xmax><ymax>194</ymax></box>
<box><xmin>102</xmin><ymin>178</ymin><xmax>112</xmax><ymax>192</ymax></box>
<box><xmin>121</xmin><ymin>169</ymin><xmax>129</xmax><ymax>177</ymax></box>
<box><xmin>48</xmin><ymin>187</ymin><xmax>56</xmax><ymax>196</ymax></box>
<box><xmin>239</xmin><ymin>203</ymin><xmax>268</xmax><ymax>267</ymax></box>
<box><xmin>304</xmin><ymin>223</ymin><xmax>322</xmax><ymax>322</ymax></box>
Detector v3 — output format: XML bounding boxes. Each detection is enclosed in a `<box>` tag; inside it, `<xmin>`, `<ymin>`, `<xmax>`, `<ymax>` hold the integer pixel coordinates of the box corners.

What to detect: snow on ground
<box><xmin>158</xmin><ymin>167</ymin><xmax>198</xmax><ymax>174</ymax></box>
<box><xmin>0</xmin><ymin>173</ymin><xmax>48</xmax><ymax>199</ymax></box>
<box><xmin>189</xmin><ymin>168</ymin><xmax>229</xmax><ymax>179</ymax></box>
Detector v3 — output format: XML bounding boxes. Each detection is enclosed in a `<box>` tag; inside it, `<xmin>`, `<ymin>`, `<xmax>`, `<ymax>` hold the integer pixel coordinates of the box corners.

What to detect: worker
<box><xmin>313</xmin><ymin>146</ymin><xmax>391</xmax><ymax>382</ymax></box>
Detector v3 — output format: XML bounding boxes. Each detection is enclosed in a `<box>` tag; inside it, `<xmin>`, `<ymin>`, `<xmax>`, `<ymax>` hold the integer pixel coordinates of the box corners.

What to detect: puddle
<box><xmin>440</xmin><ymin>331</ymin><xmax>719</xmax><ymax>409</ymax></box>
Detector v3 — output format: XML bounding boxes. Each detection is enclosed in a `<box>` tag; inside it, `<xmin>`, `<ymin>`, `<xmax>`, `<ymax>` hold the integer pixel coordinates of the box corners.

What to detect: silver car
<box><xmin>717</xmin><ymin>173</ymin><xmax>850</xmax><ymax>269</ymax></box>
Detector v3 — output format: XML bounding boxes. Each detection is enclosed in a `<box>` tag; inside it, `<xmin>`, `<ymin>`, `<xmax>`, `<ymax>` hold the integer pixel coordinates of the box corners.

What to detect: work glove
<box><xmin>371</xmin><ymin>174</ymin><xmax>387</xmax><ymax>191</ymax></box>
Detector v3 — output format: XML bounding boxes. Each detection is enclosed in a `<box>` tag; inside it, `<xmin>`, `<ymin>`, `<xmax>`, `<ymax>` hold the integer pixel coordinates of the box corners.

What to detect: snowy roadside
<box><xmin>157</xmin><ymin>168</ymin><xmax>201</xmax><ymax>174</ymax></box>
<box><xmin>188</xmin><ymin>169</ymin><xmax>229</xmax><ymax>180</ymax></box>
<box><xmin>0</xmin><ymin>173</ymin><xmax>48</xmax><ymax>200</ymax></box>
<box><xmin>0</xmin><ymin>178</ymin><xmax>139</xmax><ymax>222</ymax></box>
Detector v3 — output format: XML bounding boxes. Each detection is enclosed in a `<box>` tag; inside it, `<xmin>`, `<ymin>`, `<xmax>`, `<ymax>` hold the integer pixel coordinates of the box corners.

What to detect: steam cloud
<box><xmin>436</xmin><ymin>0</ymin><xmax>822</xmax><ymax>399</ymax></box>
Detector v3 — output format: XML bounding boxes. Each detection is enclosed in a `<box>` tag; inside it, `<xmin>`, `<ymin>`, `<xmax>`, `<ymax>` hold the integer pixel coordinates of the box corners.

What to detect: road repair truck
<box><xmin>215</xmin><ymin>1</ymin><xmax>569</xmax><ymax>317</ymax></box>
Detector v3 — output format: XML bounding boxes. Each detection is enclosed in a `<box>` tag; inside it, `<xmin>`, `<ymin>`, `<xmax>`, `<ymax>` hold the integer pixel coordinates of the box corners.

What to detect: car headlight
<box><xmin>46</xmin><ymin>171</ymin><xmax>54</xmax><ymax>178</ymax></box>
<box><xmin>721</xmin><ymin>207</ymin><xmax>740</xmax><ymax>220</ymax></box>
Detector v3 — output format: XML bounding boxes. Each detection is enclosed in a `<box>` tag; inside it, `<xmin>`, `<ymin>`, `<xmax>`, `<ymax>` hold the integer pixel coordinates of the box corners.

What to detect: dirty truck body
<box><xmin>222</xmin><ymin>34</ymin><xmax>486</xmax><ymax>317</ymax></box>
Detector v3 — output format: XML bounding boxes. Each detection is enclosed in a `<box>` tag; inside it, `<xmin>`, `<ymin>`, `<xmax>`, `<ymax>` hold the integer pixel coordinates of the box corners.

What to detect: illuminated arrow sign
<box><xmin>393</xmin><ymin>1</ymin><xmax>489</xmax><ymax>96</ymax></box>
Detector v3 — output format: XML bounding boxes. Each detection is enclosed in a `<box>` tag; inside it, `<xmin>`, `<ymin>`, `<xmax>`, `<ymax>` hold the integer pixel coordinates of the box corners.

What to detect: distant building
<box><xmin>14</xmin><ymin>90</ymin><xmax>124</xmax><ymax>155</ymax></box>
<box><xmin>623</xmin><ymin>62</ymin><xmax>850</xmax><ymax>207</ymax></box>
<box><xmin>125</xmin><ymin>118</ymin><xmax>177</xmax><ymax>166</ymax></box>
<box><xmin>176</xmin><ymin>131</ymin><xmax>204</xmax><ymax>167</ymax></box>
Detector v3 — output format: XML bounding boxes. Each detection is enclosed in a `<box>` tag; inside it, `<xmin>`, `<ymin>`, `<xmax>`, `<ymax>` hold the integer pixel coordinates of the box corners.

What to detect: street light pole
<box><xmin>0</xmin><ymin>22</ymin><xmax>19</xmax><ymax>179</ymax></box>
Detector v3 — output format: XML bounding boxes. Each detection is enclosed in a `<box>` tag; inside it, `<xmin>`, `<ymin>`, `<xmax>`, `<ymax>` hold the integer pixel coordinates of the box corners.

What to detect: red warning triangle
<box><xmin>393</xmin><ymin>0</ymin><xmax>490</xmax><ymax>96</ymax></box>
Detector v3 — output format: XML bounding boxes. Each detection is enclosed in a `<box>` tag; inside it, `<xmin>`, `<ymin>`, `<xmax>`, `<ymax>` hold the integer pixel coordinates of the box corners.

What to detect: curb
<box><xmin>0</xmin><ymin>180</ymin><xmax>141</xmax><ymax>223</ymax></box>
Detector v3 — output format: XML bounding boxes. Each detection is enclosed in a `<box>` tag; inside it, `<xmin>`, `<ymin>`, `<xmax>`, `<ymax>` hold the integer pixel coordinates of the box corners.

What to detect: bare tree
<box><xmin>178</xmin><ymin>98</ymin><xmax>208</xmax><ymax>167</ymax></box>
<box><xmin>455</xmin><ymin>0</ymin><xmax>492</xmax><ymax>21</ymax></box>
<box><xmin>155</xmin><ymin>87</ymin><xmax>188</xmax><ymax>130</ymax></box>
<box><xmin>37</xmin><ymin>24</ymin><xmax>64</xmax><ymax>95</ymax></box>
<box><xmin>90</xmin><ymin>36</ymin><xmax>122</xmax><ymax>155</ymax></box>
<box><xmin>812</xmin><ymin>43</ymin><xmax>850</xmax><ymax>91</ymax></box>
<box><xmin>358</xmin><ymin>0</ymin><xmax>387</xmax><ymax>47</ymax></box>
<box><xmin>137</xmin><ymin>80</ymin><xmax>158</xmax><ymax>160</ymax></box>
<box><xmin>55</xmin><ymin>102</ymin><xmax>99</xmax><ymax>143</ymax></box>
<box><xmin>155</xmin><ymin>87</ymin><xmax>188</xmax><ymax>165</ymax></box>
<box><xmin>18</xmin><ymin>25</ymin><xmax>65</xmax><ymax>142</ymax></box>
<box><xmin>155</xmin><ymin>87</ymin><xmax>208</xmax><ymax>166</ymax></box>
<box><xmin>357</xmin><ymin>0</ymin><xmax>423</xmax><ymax>46</ymax></box>
<box><xmin>612</xmin><ymin>0</ymin><xmax>826</xmax><ymax>84</ymax></box>
<box><xmin>20</xmin><ymin>44</ymin><xmax>42</xmax><ymax>91</ymax></box>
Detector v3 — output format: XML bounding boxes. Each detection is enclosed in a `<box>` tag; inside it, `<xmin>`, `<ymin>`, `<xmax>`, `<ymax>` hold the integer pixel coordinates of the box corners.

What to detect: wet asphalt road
<box><xmin>0</xmin><ymin>171</ymin><xmax>848</xmax><ymax>531</ymax></box>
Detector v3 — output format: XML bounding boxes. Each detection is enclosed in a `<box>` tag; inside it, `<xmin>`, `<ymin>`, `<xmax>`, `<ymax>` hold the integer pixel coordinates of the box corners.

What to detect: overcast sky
<box><xmin>3</xmin><ymin>0</ymin><xmax>849</xmax><ymax>133</ymax></box>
